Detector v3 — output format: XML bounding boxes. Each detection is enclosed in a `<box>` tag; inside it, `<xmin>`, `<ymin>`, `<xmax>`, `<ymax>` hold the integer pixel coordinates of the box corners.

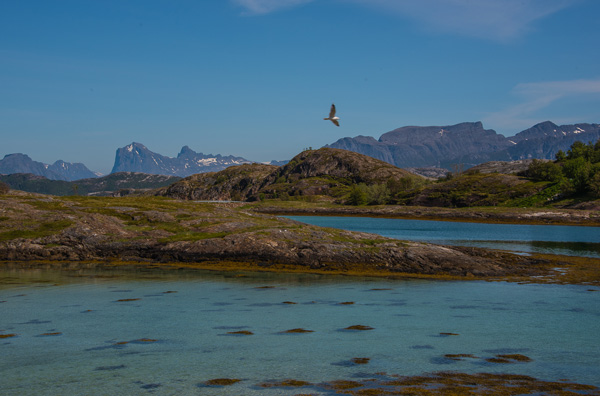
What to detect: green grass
<box><xmin>26</xmin><ymin>199</ymin><xmax>68</xmax><ymax>211</ymax></box>
<box><xmin>0</xmin><ymin>220</ymin><xmax>73</xmax><ymax>241</ymax></box>
<box><xmin>159</xmin><ymin>231</ymin><xmax>228</xmax><ymax>243</ymax></box>
<box><xmin>502</xmin><ymin>182</ymin><xmax>562</xmax><ymax>207</ymax></box>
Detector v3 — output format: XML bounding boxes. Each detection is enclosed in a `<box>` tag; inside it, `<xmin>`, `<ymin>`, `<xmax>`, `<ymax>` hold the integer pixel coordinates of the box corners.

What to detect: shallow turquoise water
<box><xmin>286</xmin><ymin>216</ymin><xmax>600</xmax><ymax>257</ymax></box>
<box><xmin>1</xmin><ymin>267</ymin><xmax>599</xmax><ymax>395</ymax></box>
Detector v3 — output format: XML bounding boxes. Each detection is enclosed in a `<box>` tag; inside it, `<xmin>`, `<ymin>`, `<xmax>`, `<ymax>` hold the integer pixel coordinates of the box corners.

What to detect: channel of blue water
<box><xmin>286</xmin><ymin>216</ymin><xmax>600</xmax><ymax>257</ymax></box>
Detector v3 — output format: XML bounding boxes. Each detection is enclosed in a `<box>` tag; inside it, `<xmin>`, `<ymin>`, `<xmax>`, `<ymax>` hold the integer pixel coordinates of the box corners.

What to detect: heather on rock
<box><xmin>156</xmin><ymin>148</ymin><xmax>424</xmax><ymax>202</ymax></box>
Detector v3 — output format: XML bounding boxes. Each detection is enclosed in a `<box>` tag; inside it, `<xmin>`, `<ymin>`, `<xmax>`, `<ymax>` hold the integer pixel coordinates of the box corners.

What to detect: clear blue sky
<box><xmin>1</xmin><ymin>0</ymin><xmax>599</xmax><ymax>174</ymax></box>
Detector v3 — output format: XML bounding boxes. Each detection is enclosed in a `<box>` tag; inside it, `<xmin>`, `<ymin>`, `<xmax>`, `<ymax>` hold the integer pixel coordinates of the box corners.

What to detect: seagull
<box><xmin>324</xmin><ymin>103</ymin><xmax>340</xmax><ymax>126</ymax></box>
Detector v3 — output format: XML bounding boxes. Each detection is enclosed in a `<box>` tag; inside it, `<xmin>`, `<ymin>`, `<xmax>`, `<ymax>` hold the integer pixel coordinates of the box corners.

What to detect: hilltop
<box><xmin>156</xmin><ymin>148</ymin><xmax>423</xmax><ymax>202</ymax></box>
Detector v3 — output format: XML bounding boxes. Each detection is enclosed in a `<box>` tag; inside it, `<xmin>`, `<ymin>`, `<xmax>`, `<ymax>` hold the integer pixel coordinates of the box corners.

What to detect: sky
<box><xmin>1</xmin><ymin>0</ymin><xmax>599</xmax><ymax>175</ymax></box>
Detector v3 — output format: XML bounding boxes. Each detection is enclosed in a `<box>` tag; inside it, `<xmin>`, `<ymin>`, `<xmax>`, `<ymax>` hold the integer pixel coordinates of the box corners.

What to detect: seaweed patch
<box><xmin>281</xmin><ymin>328</ymin><xmax>314</xmax><ymax>334</ymax></box>
<box><xmin>202</xmin><ymin>378</ymin><xmax>242</xmax><ymax>386</ymax></box>
<box><xmin>343</xmin><ymin>325</ymin><xmax>374</xmax><ymax>331</ymax></box>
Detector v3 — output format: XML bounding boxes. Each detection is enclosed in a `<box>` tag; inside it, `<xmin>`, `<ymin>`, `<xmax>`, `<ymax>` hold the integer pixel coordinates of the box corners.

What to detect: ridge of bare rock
<box><xmin>0</xmin><ymin>193</ymin><xmax>552</xmax><ymax>279</ymax></box>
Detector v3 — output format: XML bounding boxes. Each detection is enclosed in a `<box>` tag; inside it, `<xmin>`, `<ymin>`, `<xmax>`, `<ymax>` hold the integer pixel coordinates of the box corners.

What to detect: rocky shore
<box><xmin>1</xmin><ymin>192</ymin><xmax>598</xmax><ymax>283</ymax></box>
<box><xmin>0</xmin><ymin>192</ymin><xmax>556</xmax><ymax>278</ymax></box>
<box><xmin>253</xmin><ymin>202</ymin><xmax>600</xmax><ymax>226</ymax></box>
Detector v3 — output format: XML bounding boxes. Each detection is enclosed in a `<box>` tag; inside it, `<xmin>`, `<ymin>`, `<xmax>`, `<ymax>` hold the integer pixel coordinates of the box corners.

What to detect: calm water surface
<box><xmin>1</xmin><ymin>267</ymin><xmax>599</xmax><ymax>395</ymax></box>
<box><xmin>286</xmin><ymin>216</ymin><xmax>600</xmax><ymax>257</ymax></box>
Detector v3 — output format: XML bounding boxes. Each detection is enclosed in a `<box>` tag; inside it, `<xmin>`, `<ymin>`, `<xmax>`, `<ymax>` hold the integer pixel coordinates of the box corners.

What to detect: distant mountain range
<box><xmin>327</xmin><ymin>121</ymin><xmax>600</xmax><ymax>169</ymax></box>
<box><xmin>0</xmin><ymin>172</ymin><xmax>180</xmax><ymax>197</ymax></box>
<box><xmin>0</xmin><ymin>143</ymin><xmax>255</xmax><ymax>182</ymax></box>
<box><xmin>0</xmin><ymin>153</ymin><xmax>98</xmax><ymax>181</ymax></box>
<box><xmin>111</xmin><ymin>142</ymin><xmax>253</xmax><ymax>177</ymax></box>
<box><xmin>1</xmin><ymin>121</ymin><xmax>599</xmax><ymax>182</ymax></box>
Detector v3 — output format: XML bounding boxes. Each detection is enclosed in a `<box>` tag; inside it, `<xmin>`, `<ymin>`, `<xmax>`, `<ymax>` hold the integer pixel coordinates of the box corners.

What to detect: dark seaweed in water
<box><xmin>95</xmin><ymin>365</ymin><xmax>126</xmax><ymax>371</ymax></box>
<box><xmin>140</xmin><ymin>383</ymin><xmax>161</xmax><ymax>389</ymax></box>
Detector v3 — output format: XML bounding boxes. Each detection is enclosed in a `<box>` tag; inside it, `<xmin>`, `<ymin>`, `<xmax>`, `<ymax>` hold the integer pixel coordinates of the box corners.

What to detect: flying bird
<box><xmin>324</xmin><ymin>103</ymin><xmax>340</xmax><ymax>126</ymax></box>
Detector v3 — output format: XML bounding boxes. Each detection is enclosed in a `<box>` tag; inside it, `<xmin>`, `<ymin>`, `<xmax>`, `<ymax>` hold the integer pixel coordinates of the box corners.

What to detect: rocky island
<box><xmin>0</xmin><ymin>191</ymin><xmax>597</xmax><ymax>284</ymax></box>
<box><xmin>2</xmin><ymin>143</ymin><xmax>599</xmax><ymax>284</ymax></box>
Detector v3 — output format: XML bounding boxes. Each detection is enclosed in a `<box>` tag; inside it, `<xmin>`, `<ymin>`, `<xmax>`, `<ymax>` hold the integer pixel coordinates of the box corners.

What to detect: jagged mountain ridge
<box><xmin>327</xmin><ymin>121</ymin><xmax>600</xmax><ymax>170</ymax></box>
<box><xmin>3</xmin><ymin>121</ymin><xmax>598</xmax><ymax>181</ymax></box>
<box><xmin>0</xmin><ymin>153</ymin><xmax>97</xmax><ymax>181</ymax></box>
<box><xmin>111</xmin><ymin>142</ymin><xmax>252</xmax><ymax>177</ymax></box>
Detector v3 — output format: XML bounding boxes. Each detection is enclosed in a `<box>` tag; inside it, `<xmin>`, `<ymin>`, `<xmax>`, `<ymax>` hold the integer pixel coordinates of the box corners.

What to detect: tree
<box><xmin>562</xmin><ymin>157</ymin><xmax>591</xmax><ymax>193</ymax></box>
<box><xmin>589</xmin><ymin>171</ymin><xmax>600</xmax><ymax>197</ymax></box>
<box><xmin>347</xmin><ymin>184</ymin><xmax>368</xmax><ymax>205</ymax></box>
<box><xmin>366</xmin><ymin>183</ymin><xmax>390</xmax><ymax>205</ymax></box>
<box><xmin>555</xmin><ymin>150</ymin><xmax>567</xmax><ymax>162</ymax></box>
<box><xmin>526</xmin><ymin>159</ymin><xmax>563</xmax><ymax>182</ymax></box>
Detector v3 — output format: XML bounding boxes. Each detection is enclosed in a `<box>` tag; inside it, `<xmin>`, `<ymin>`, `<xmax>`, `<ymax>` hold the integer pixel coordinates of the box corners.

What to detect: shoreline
<box><xmin>252</xmin><ymin>203</ymin><xmax>600</xmax><ymax>227</ymax></box>
<box><xmin>1</xmin><ymin>193</ymin><xmax>598</xmax><ymax>285</ymax></box>
<box><xmin>2</xmin><ymin>251</ymin><xmax>599</xmax><ymax>285</ymax></box>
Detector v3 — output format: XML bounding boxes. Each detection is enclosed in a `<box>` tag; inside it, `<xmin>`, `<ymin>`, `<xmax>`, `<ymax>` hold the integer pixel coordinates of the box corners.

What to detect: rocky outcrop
<box><xmin>467</xmin><ymin>159</ymin><xmax>543</xmax><ymax>175</ymax></box>
<box><xmin>156</xmin><ymin>163</ymin><xmax>277</xmax><ymax>201</ymax></box>
<box><xmin>0</xmin><ymin>193</ymin><xmax>550</xmax><ymax>278</ymax></box>
<box><xmin>155</xmin><ymin>148</ymin><xmax>423</xmax><ymax>201</ymax></box>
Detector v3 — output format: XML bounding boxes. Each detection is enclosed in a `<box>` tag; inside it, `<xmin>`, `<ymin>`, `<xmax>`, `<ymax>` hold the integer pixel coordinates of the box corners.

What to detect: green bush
<box><xmin>526</xmin><ymin>159</ymin><xmax>563</xmax><ymax>182</ymax></box>
<box><xmin>525</xmin><ymin>139</ymin><xmax>600</xmax><ymax>197</ymax></box>
<box><xmin>347</xmin><ymin>184</ymin><xmax>368</xmax><ymax>205</ymax></box>
<box><xmin>366</xmin><ymin>183</ymin><xmax>390</xmax><ymax>205</ymax></box>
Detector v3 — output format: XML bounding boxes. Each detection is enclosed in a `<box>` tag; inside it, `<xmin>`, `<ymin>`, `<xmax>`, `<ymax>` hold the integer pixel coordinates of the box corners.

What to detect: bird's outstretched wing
<box><xmin>329</xmin><ymin>104</ymin><xmax>336</xmax><ymax>118</ymax></box>
<box><xmin>331</xmin><ymin>119</ymin><xmax>340</xmax><ymax>126</ymax></box>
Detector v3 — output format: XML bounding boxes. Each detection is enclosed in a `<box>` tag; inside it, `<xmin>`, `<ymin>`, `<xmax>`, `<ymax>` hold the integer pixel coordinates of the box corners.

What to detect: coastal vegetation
<box><xmin>2</xmin><ymin>191</ymin><xmax>598</xmax><ymax>283</ymax></box>
<box><xmin>154</xmin><ymin>141</ymin><xmax>600</xmax><ymax>211</ymax></box>
<box><xmin>1</xmin><ymin>142</ymin><xmax>599</xmax><ymax>284</ymax></box>
<box><xmin>3</xmin><ymin>141</ymin><xmax>599</xmax><ymax>213</ymax></box>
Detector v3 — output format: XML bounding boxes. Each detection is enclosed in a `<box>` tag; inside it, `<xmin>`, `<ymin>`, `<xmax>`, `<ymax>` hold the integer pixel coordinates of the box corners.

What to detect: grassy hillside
<box><xmin>156</xmin><ymin>148</ymin><xmax>425</xmax><ymax>203</ymax></box>
<box><xmin>396</xmin><ymin>139</ymin><xmax>600</xmax><ymax>209</ymax></box>
<box><xmin>156</xmin><ymin>145</ymin><xmax>600</xmax><ymax>209</ymax></box>
<box><xmin>398</xmin><ymin>172</ymin><xmax>553</xmax><ymax>208</ymax></box>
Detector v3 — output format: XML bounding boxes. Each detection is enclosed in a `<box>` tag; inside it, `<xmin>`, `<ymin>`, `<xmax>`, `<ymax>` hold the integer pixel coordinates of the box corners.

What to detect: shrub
<box><xmin>347</xmin><ymin>184</ymin><xmax>368</xmax><ymax>205</ymax></box>
<box><xmin>366</xmin><ymin>183</ymin><xmax>390</xmax><ymax>205</ymax></box>
<box><xmin>526</xmin><ymin>159</ymin><xmax>563</xmax><ymax>182</ymax></box>
<box><xmin>0</xmin><ymin>182</ymin><xmax>9</xmax><ymax>194</ymax></box>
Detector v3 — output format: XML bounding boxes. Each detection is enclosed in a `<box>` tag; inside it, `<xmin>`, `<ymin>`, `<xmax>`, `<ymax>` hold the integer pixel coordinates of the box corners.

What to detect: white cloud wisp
<box><xmin>484</xmin><ymin>78</ymin><xmax>600</xmax><ymax>132</ymax></box>
<box><xmin>347</xmin><ymin>0</ymin><xmax>578</xmax><ymax>41</ymax></box>
<box><xmin>232</xmin><ymin>0</ymin><xmax>315</xmax><ymax>15</ymax></box>
<box><xmin>233</xmin><ymin>0</ymin><xmax>579</xmax><ymax>41</ymax></box>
